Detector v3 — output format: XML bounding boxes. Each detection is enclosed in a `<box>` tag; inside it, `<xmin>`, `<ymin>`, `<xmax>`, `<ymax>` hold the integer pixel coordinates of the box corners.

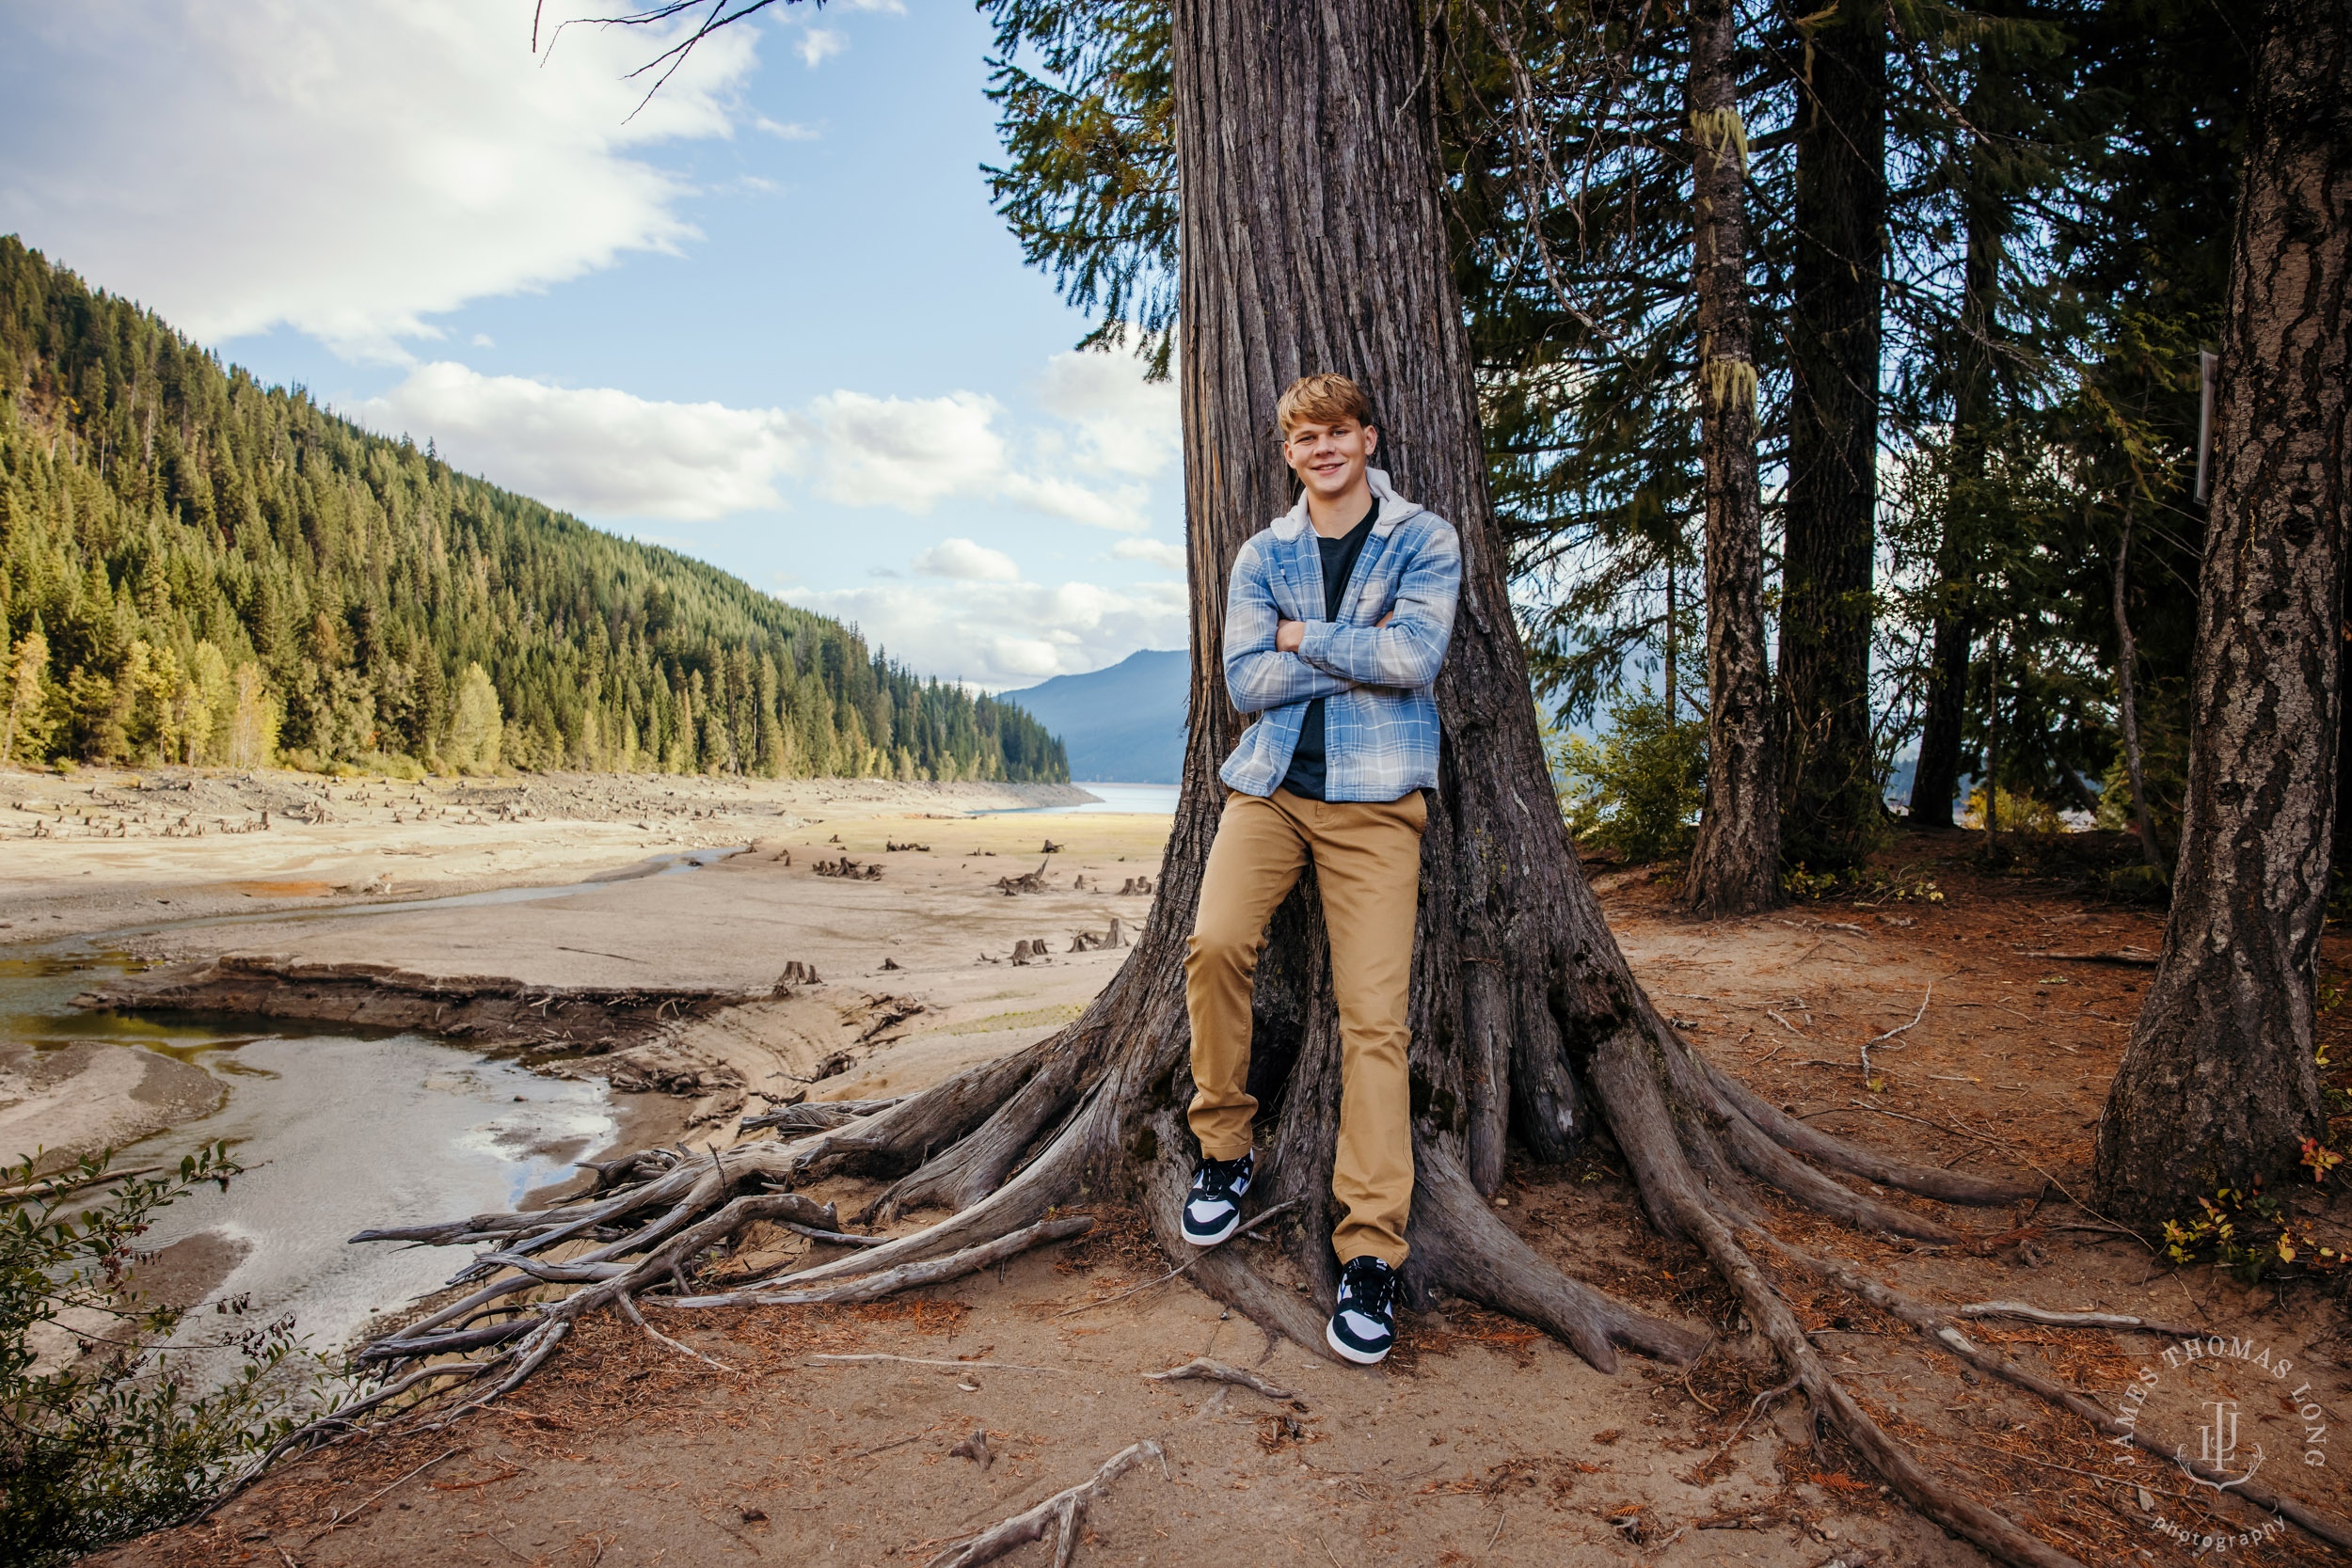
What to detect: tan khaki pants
<box><xmin>1184</xmin><ymin>785</ymin><xmax>1426</xmax><ymax>1266</ymax></box>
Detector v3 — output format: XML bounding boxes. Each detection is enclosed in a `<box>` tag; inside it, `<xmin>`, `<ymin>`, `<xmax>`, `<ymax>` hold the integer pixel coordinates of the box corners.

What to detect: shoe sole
<box><xmin>1326</xmin><ymin>1318</ymin><xmax>1391</xmax><ymax>1366</ymax></box>
<box><xmin>1184</xmin><ymin>1210</ymin><xmax>1242</xmax><ymax>1247</ymax></box>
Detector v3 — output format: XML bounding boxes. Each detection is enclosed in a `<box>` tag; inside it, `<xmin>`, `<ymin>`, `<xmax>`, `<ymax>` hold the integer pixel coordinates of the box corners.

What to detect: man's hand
<box><xmin>1276</xmin><ymin>619</ymin><xmax>1306</xmax><ymax>653</ymax></box>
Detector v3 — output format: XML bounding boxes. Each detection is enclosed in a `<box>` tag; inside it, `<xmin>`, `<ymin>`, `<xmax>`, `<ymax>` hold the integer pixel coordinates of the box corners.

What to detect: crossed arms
<box><xmin>1222</xmin><ymin>523</ymin><xmax>1462</xmax><ymax>716</ymax></box>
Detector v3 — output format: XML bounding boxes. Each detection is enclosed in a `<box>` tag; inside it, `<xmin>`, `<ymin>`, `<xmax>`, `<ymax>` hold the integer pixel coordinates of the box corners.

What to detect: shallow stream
<box><xmin>1</xmin><ymin>847</ymin><xmax>739</xmax><ymax>1364</ymax></box>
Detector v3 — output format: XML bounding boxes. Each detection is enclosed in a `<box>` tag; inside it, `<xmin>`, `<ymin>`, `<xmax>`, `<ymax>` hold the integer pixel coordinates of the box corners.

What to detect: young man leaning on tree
<box><xmin>1179</xmin><ymin>372</ymin><xmax>1461</xmax><ymax>1366</ymax></box>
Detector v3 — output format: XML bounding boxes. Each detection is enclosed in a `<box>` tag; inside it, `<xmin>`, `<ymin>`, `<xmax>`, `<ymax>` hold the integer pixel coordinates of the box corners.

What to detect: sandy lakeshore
<box><xmin>2</xmin><ymin>766</ymin><xmax>1099</xmax><ymax>944</ymax></box>
<box><xmin>11</xmin><ymin>769</ymin><xmax>2352</xmax><ymax>1566</ymax></box>
<box><xmin>4</xmin><ymin>764</ymin><xmax>1166</xmax><ymax>1171</ymax></box>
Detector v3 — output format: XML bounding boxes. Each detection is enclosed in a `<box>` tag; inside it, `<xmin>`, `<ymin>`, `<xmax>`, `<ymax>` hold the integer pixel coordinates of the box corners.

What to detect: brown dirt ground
<box><xmin>84</xmin><ymin>832</ymin><xmax>2352</xmax><ymax>1568</ymax></box>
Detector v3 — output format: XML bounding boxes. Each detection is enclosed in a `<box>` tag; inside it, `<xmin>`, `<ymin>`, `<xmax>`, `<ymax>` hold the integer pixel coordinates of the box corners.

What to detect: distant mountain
<box><xmin>998</xmin><ymin>650</ymin><xmax>1188</xmax><ymax>784</ymax></box>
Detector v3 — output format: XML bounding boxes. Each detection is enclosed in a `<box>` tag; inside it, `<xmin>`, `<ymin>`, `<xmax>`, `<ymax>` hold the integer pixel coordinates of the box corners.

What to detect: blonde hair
<box><xmin>1275</xmin><ymin>373</ymin><xmax>1375</xmax><ymax>440</ymax></box>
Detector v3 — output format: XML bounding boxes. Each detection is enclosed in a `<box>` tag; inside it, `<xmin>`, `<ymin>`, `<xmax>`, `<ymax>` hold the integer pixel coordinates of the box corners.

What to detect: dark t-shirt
<box><xmin>1279</xmin><ymin>499</ymin><xmax>1380</xmax><ymax>800</ymax></box>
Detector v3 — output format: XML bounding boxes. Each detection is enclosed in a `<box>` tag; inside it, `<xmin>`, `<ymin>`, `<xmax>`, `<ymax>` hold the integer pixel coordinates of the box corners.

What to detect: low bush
<box><xmin>1550</xmin><ymin>696</ymin><xmax>1706</xmax><ymax>865</ymax></box>
<box><xmin>1961</xmin><ymin>784</ymin><xmax>2062</xmax><ymax>834</ymax></box>
<box><xmin>2</xmin><ymin>1147</ymin><xmax>337</xmax><ymax>1567</ymax></box>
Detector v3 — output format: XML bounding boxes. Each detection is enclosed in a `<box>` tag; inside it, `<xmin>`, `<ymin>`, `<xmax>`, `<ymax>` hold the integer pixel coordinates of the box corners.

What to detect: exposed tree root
<box><xmin>1701</xmin><ymin>1062</ymin><xmax>2040</xmax><ymax>1206</ymax></box>
<box><xmin>1057</xmin><ymin>1202</ymin><xmax>1299</xmax><ymax>1319</ymax></box>
<box><xmin>1767</xmin><ymin>1237</ymin><xmax>2352</xmax><ymax>1554</ymax></box>
<box><xmin>1144</xmin><ymin>1358</ymin><xmax>1295</xmax><ymax>1400</ymax></box>
<box><xmin>656</xmin><ymin>1215</ymin><xmax>1095</xmax><ymax>1308</ymax></box>
<box><xmin>1591</xmin><ymin>1018</ymin><xmax>2090</xmax><ymax>1568</ymax></box>
<box><xmin>926</xmin><ymin>1439</ymin><xmax>1165</xmax><ymax>1568</ymax></box>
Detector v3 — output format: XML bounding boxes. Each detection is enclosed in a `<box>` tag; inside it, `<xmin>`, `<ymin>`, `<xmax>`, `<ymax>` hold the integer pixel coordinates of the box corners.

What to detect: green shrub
<box><xmin>1783</xmin><ymin>863</ymin><xmax>1945</xmax><ymax>904</ymax></box>
<box><xmin>1551</xmin><ymin>696</ymin><xmax>1706</xmax><ymax>864</ymax></box>
<box><xmin>1962</xmin><ymin>784</ymin><xmax>2061</xmax><ymax>833</ymax></box>
<box><xmin>1</xmin><ymin>1147</ymin><xmax>338</xmax><ymax>1566</ymax></box>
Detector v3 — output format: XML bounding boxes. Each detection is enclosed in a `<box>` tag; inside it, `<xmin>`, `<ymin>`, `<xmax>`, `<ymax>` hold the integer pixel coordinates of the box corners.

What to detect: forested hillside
<box><xmin>0</xmin><ymin>238</ymin><xmax>1067</xmax><ymax>784</ymax></box>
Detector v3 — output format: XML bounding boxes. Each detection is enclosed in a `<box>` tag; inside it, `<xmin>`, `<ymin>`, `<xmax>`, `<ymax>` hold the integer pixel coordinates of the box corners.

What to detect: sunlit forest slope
<box><xmin>0</xmin><ymin>238</ymin><xmax>1067</xmax><ymax>784</ymax></box>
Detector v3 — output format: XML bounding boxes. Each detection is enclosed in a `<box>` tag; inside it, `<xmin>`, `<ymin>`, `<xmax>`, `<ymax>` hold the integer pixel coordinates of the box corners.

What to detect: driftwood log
<box><xmin>995</xmin><ymin>860</ymin><xmax>1053</xmax><ymax>895</ymax></box>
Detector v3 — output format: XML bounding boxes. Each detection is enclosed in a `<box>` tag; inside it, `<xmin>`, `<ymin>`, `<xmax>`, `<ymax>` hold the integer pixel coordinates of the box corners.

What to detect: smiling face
<box><xmin>1281</xmin><ymin>415</ymin><xmax>1379</xmax><ymax>506</ymax></box>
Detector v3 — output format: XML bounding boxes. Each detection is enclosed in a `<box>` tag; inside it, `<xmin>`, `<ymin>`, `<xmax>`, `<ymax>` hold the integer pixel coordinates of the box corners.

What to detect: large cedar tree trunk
<box><xmin>1680</xmin><ymin>0</ymin><xmax>1780</xmax><ymax>914</ymax></box>
<box><xmin>1778</xmin><ymin>3</ymin><xmax>1887</xmax><ymax>868</ymax></box>
<box><xmin>2091</xmin><ymin>0</ymin><xmax>2350</xmax><ymax>1227</ymax></box>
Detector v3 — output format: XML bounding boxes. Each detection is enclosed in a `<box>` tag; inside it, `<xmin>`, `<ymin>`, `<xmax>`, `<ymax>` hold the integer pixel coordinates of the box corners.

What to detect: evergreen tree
<box><xmin>0</xmin><ymin>238</ymin><xmax>1069</xmax><ymax>784</ymax></box>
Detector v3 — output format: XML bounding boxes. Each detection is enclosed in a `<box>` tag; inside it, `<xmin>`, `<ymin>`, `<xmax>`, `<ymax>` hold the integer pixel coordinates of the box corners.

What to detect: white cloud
<box><xmin>1033</xmin><ymin>350</ymin><xmax>1182</xmax><ymax>479</ymax></box>
<box><xmin>0</xmin><ymin>0</ymin><xmax>756</xmax><ymax>360</ymax></box>
<box><xmin>1111</xmin><ymin>538</ymin><xmax>1186</xmax><ymax>572</ymax></box>
<box><xmin>806</xmin><ymin>390</ymin><xmax>1006</xmax><ymax>512</ymax></box>
<box><xmin>363</xmin><ymin>361</ymin><xmax>805</xmax><ymax>520</ymax></box>
<box><xmin>796</xmin><ymin>27</ymin><xmax>847</xmax><ymax>67</ymax></box>
<box><xmin>998</xmin><ymin>473</ymin><xmax>1148</xmax><ymax>532</ymax></box>
<box><xmin>755</xmin><ymin>116</ymin><xmax>819</xmax><ymax>139</ymax></box>
<box><xmin>360</xmin><ymin>359</ymin><xmax>1165</xmax><ymax>529</ymax></box>
<box><xmin>913</xmin><ymin>539</ymin><xmax>1020</xmax><ymax>582</ymax></box>
<box><xmin>784</xmin><ymin>577</ymin><xmax>1188</xmax><ymax>687</ymax></box>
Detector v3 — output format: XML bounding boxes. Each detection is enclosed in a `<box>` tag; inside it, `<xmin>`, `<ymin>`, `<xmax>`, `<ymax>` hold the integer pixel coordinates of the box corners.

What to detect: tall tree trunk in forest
<box><xmin>2092</xmin><ymin>0</ymin><xmax>2349</xmax><ymax>1229</ymax></box>
<box><xmin>1912</xmin><ymin>164</ymin><xmax>2004</xmax><ymax>830</ymax></box>
<box><xmin>1681</xmin><ymin>0</ymin><xmax>1780</xmax><ymax>915</ymax></box>
<box><xmin>1663</xmin><ymin>557</ymin><xmax>1677</xmax><ymax>721</ymax></box>
<box><xmin>2109</xmin><ymin>509</ymin><xmax>2166</xmax><ymax>874</ymax></box>
<box><xmin>1985</xmin><ymin>628</ymin><xmax>2002</xmax><ymax>838</ymax></box>
<box><xmin>1778</xmin><ymin>2</ymin><xmax>1886</xmax><ymax>869</ymax></box>
<box><xmin>2339</xmin><ymin>568</ymin><xmax>2352</xmax><ymax>887</ymax></box>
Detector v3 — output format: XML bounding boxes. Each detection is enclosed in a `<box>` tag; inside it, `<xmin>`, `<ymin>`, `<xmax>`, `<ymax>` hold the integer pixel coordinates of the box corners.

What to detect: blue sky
<box><xmin>0</xmin><ymin>1</ymin><xmax>1186</xmax><ymax>688</ymax></box>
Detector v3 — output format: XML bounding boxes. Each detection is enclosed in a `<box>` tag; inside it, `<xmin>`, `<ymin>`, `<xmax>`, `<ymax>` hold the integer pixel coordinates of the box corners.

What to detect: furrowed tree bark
<box><xmin>1779</xmin><ymin>0</ymin><xmax>1887</xmax><ymax>870</ymax></box>
<box><xmin>2109</xmin><ymin>508</ymin><xmax>2166</xmax><ymax>875</ymax></box>
<box><xmin>1681</xmin><ymin>0</ymin><xmax>1779</xmax><ymax>915</ymax></box>
<box><xmin>2091</xmin><ymin>0</ymin><xmax>2350</xmax><ymax>1229</ymax></box>
<box><xmin>1910</xmin><ymin>223</ymin><xmax>1994</xmax><ymax>830</ymax></box>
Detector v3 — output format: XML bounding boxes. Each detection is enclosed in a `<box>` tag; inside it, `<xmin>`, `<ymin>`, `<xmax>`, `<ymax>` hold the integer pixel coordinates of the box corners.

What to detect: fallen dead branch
<box><xmin>925</xmin><ymin>1438</ymin><xmax>1163</xmax><ymax>1568</ymax></box>
<box><xmin>1144</xmin><ymin>1357</ymin><xmax>1296</xmax><ymax>1401</ymax></box>
<box><xmin>1858</xmin><ymin>984</ymin><xmax>1932</xmax><ymax>1081</ymax></box>
<box><xmin>0</xmin><ymin>1163</ymin><xmax>170</xmax><ymax>1203</ymax></box>
<box><xmin>1952</xmin><ymin>1300</ymin><xmax>2203</xmax><ymax>1337</ymax></box>
<box><xmin>2022</xmin><ymin>948</ymin><xmax>2159</xmax><ymax>967</ymax></box>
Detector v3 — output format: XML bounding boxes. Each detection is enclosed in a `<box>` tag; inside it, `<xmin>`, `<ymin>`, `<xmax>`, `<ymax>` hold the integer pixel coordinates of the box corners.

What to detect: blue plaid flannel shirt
<box><xmin>1219</xmin><ymin>468</ymin><xmax>1461</xmax><ymax>801</ymax></box>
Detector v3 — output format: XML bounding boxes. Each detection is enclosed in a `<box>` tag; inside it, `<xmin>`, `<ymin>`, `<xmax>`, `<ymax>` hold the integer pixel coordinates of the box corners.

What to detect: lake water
<box><xmin>0</xmin><ymin>854</ymin><xmax>754</xmax><ymax>1368</ymax></box>
<box><xmin>988</xmin><ymin>782</ymin><xmax>1179</xmax><ymax>816</ymax></box>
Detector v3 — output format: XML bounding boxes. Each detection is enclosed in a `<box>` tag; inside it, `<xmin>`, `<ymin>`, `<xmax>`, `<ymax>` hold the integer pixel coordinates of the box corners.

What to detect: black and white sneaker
<box><xmin>1326</xmin><ymin>1256</ymin><xmax>1399</xmax><ymax>1365</ymax></box>
<box><xmin>1181</xmin><ymin>1150</ymin><xmax>1254</xmax><ymax>1246</ymax></box>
